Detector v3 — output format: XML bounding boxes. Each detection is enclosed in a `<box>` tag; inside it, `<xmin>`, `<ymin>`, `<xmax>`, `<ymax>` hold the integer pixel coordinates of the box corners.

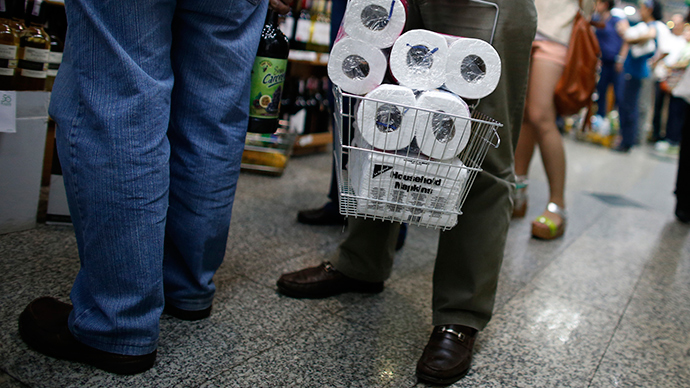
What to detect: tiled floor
<box><xmin>1</xmin><ymin>135</ymin><xmax>688</xmax><ymax>387</ymax></box>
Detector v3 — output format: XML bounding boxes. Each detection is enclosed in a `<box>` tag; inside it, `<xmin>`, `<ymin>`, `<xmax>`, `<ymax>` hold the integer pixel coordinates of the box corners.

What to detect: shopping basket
<box><xmin>332</xmin><ymin>86</ymin><xmax>502</xmax><ymax>230</ymax></box>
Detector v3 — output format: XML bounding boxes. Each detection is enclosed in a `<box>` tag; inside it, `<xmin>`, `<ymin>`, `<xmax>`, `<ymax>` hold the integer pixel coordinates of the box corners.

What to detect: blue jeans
<box><xmin>619</xmin><ymin>75</ymin><xmax>643</xmax><ymax>148</ymax></box>
<box><xmin>49</xmin><ymin>0</ymin><xmax>266</xmax><ymax>356</ymax></box>
<box><xmin>596</xmin><ymin>61</ymin><xmax>623</xmax><ymax>117</ymax></box>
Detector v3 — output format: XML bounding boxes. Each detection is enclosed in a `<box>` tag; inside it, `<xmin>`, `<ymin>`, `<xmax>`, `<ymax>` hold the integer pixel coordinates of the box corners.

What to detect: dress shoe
<box><xmin>18</xmin><ymin>297</ymin><xmax>157</xmax><ymax>375</ymax></box>
<box><xmin>163</xmin><ymin>303</ymin><xmax>212</xmax><ymax>321</ymax></box>
<box><xmin>297</xmin><ymin>204</ymin><xmax>347</xmax><ymax>226</ymax></box>
<box><xmin>277</xmin><ymin>262</ymin><xmax>383</xmax><ymax>298</ymax></box>
<box><xmin>416</xmin><ymin>324</ymin><xmax>478</xmax><ymax>385</ymax></box>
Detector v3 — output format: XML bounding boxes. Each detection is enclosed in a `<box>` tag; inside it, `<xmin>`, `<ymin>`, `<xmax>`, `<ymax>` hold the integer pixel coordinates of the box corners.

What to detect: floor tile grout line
<box><xmin>585</xmin><ymin>260</ymin><xmax>649</xmax><ymax>388</ymax></box>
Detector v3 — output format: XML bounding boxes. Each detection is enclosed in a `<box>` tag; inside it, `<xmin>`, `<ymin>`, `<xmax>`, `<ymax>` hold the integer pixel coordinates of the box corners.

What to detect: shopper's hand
<box><xmin>269</xmin><ymin>0</ymin><xmax>292</xmax><ymax>14</ymax></box>
<box><xmin>615</xmin><ymin>62</ymin><xmax>624</xmax><ymax>74</ymax></box>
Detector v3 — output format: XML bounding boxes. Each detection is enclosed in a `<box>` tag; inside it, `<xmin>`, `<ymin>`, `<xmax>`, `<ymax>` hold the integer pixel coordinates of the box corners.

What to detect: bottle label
<box><xmin>249</xmin><ymin>56</ymin><xmax>287</xmax><ymax>119</ymax></box>
<box><xmin>0</xmin><ymin>44</ymin><xmax>18</xmax><ymax>60</ymax></box>
<box><xmin>22</xmin><ymin>47</ymin><xmax>50</xmax><ymax>63</ymax></box>
<box><xmin>294</xmin><ymin>18</ymin><xmax>312</xmax><ymax>43</ymax></box>
<box><xmin>20</xmin><ymin>68</ymin><xmax>47</xmax><ymax>78</ymax></box>
<box><xmin>312</xmin><ymin>21</ymin><xmax>330</xmax><ymax>46</ymax></box>
<box><xmin>0</xmin><ymin>67</ymin><xmax>13</xmax><ymax>76</ymax></box>
<box><xmin>279</xmin><ymin>16</ymin><xmax>294</xmax><ymax>40</ymax></box>
<box><xmin>49</xmin><ymin>52</ymin><xmax>63</xmax><ymax>64</ymax></box>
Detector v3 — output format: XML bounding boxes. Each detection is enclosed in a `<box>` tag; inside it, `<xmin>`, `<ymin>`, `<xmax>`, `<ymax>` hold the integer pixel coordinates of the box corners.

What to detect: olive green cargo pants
<box><xmin>333</xmin><ymin>0</ymin><xmax>537</xmax><ymax>330</ymax></box>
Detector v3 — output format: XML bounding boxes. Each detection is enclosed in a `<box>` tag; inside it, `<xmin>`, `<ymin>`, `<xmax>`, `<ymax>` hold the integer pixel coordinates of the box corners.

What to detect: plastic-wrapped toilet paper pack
<box><xmin>348</xmin><ymin>147</ymin><xmax>469</xmax><ymax>226</ymax></box>
<box><xmin>355</xmin><ymin>84</ymin><xmax>417</xmax><ymax>150</ymax></box>
<box><xmin>389</xmin><ymin>29</ymin><xmax>449</xmax><ymax>91</ymax></box>
<box><xmin>328</xmin><ymin>37</ymin><xmax>388</xmax><ymax>95</ymax></box>
<box><xmin>444</xmin><ymin>38</ymin><xmax>502</xmax><ymax>99</ymax></box>
<box><xmin>414</xmin><ymin>89</ymin><xmax>472</xmax><ymax>160</ymax></box>
<box><xmin>342</xmin><ymin>0</ymin><xmax>408</xmax><ymax>49</ymax></box>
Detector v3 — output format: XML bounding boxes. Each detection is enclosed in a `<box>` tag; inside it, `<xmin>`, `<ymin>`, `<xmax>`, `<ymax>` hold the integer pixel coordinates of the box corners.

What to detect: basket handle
<box><xmin>488</xmin><ymin>126</ymin><xmax>500</xmax><ymax>148</ymax></box>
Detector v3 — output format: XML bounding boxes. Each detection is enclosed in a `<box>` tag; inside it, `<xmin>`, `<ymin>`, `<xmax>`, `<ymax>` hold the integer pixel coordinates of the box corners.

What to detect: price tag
<box><xmin>0</xmin><ymin>91</ymin><xmax>17</xmax><ymax>133</ymax></box>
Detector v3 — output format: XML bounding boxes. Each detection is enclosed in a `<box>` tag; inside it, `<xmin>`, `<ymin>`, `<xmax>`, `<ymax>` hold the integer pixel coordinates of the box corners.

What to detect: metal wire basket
<box><xmin>333</xmin><ymin>86</ymin><xmax>502</xmax><ymax>230</ymax></box>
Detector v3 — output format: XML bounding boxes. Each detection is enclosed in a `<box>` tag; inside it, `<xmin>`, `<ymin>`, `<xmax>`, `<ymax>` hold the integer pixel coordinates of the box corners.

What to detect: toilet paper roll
<box><xmin>414</xmin><ymin>90</ymin><xmax>472</xmax><ymax>160</ymax></box>
<box><xmin>444</xmin><ymin>38</ymin><xmax>502</xmax><ymax>99</ymax></box>
<box><xmin>389</xmin><ymin>29</ymin><xmax>449</xmax><ymax>91</ymax></box>
<box><xmin>342</xmin><ymin>0</ymin><xmax>407</xmax><ymax>49</ymax></box>
<box><xmin>348</xmin><ymin>148</ymin><xmax>469</xmax><ymax>227</ymax></box>
<box><xmin>355</xmin><ymin>84</ymin><xmax>417</xmax><ymax>150</ymax></box>
<box><xmin>328</xmin><ymin>37</ymin><xmax>388</xmax><ymax>95</ymax></box>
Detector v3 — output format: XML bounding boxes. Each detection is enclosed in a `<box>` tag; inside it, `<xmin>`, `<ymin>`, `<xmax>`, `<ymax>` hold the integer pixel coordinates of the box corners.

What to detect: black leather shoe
<box><xmin>277</xmin><ymin>262</ymin><xmax>383</xmax><ymax>298</ymax></box>
<box><xmin>416</xmin><ymin>325</ymin><xmax>478</xmax><ymax>385</ymax></box>
<box><xmin>18</xmin><ymin>297</ymin><xmax>156</xmax><ymax>375</ymax></box>
<box><xmin>297</xmin><ymin>205</ymin><xmax>347</xmax><ymax>226</ymax></box>
<box><xmin>163</xmin><ymin>303</ymin><xmax>212</xmax><ymax>321</ymax></box>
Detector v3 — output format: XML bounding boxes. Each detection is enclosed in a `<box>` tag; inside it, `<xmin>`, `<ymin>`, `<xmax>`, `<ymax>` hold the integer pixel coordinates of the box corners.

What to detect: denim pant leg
<box><xmin>162</xmin><ymin>0</ymin><xmax>267</xmax><ymax>311</ymax></box>
<box><xmin>49</xmin><ymin>0</ymin><xmax>265</xmax><ymax>355</ymax></box>
<box><xmin>620</xmin><ymin>76</ymin><xmax>642</xmax><ymax>148</ymax></box>
<box><xmin>597</xmin><ymin>62</ymin><xmax>614</xmax><ymax>116</ymax></box>
<box><xmin>49</xmin><ymin>0</ymin><xmax>177</xmax><ymax>355</ymax></box>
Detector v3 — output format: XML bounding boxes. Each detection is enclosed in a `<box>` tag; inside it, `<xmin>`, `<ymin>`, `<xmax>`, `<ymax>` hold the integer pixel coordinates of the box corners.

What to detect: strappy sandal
<box><xmin>512</xmin><ymin>176</ymin><xmax>528</xmax><ymax>218</ymax></box>
<box><xmin>531</xmin><ymin>202</ymin><xmax>567</xmax><ymax>240</ymax></box>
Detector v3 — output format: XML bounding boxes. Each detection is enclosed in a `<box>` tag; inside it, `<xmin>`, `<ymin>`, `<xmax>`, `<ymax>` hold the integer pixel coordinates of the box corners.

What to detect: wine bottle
<box><xmin>0</xmin><ymin>0</ymin><xmax>19</xmax><ymax>89</ymax></box>
<box><xmin>248</xmin><ymin>8</ymin><xmax>290</xmax><ymax>134</ymax></box>
<box><xmin>279</xmin><ymin>9</ymin><xmax>294</xmax><ymax>41</ymax></box>
<box><xmin>9</xmin><ymin>0</ymin><xmax>24</xmax><ymax>34</ymax></box>
<box><xmin>306</xmin><ymin>0</ymin><xmax>330</xmax><ymax>53</ymax></box>
<box><xmin>292</xmin><ymin>0</ymin><xmax>311</xmax><ymax>51</ymax></box>
<box><xmin>43</xmin><ymin>1</ymin><xmax>65</xmax><ymax>91</ymax></box>
<box><xmin>15</xmin><ymin>0</ymin><xmax>49</xmax><ymax>91</ymax></box>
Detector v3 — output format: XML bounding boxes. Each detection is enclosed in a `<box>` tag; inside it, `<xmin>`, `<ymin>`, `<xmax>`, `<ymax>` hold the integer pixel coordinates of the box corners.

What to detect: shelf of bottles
<box><xmin>0</xmin><ymin>0</ymin><xmax>65</xmax><ymax>92</ymax></box>
<box><xmin>242</xmin><ymin>0</ymin><xmax>333</xmax><ymax>175</ymax></box>
<box><xmin>283</xmin><ymin>0</ymin><xmax>333</xmax><ymax>137</ymax></box>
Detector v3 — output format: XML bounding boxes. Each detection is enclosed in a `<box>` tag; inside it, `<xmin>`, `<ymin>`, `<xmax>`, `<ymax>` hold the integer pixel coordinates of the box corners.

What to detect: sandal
<box><xmin>531</xmin><ymin>202</ymin><xmax>567</xmax><ymax>240</ymax></box>
<box><xmin>512</xmin><ymin>176</ymin><xmax>528</xmax><ymax>218</ymax></box>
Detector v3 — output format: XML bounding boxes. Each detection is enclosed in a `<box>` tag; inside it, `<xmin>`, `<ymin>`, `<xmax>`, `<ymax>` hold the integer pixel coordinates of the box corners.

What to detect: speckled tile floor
<box><xmin>1</xmin><ymin>135</ymin><xmax>689</xmax><ymax>388</ymax></box>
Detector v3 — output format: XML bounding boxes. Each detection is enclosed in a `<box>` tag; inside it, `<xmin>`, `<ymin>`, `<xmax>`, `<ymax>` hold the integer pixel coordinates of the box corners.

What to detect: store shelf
<box><xmin>288</xmin><ymin>49</ymin><xmax>329</xmax><ymax>66</ymax></box>
<box><xmin>292</xmin><ymin>131</ymin><xmax>332</xmax><ymax>156</ymax></box>
<box><xmin>241</xmin><ymin>130</ymin><xmax>298</xmax><ymax>176</ymax></box>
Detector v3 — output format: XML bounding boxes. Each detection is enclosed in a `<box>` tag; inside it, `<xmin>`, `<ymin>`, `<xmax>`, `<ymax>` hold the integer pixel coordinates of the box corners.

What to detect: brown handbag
<box><xmin>554</xmin><ymin>0</ymin><xmax>601</xmax><ymax>116</ymax></box>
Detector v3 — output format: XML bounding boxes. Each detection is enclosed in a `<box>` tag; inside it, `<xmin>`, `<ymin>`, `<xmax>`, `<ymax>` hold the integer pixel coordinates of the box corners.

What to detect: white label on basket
<box><xmin>349</xmin><ymin>149</ymin><xmax>469</xmax><ymax>228</ymax></box>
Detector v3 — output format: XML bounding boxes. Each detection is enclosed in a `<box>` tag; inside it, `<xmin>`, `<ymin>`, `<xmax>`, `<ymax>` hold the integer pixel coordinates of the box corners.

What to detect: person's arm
<box><xmin>626</xmin><ymin>24</ymin><xmax>657</xmax><ymax>44</ymax></box>
<box><xmin>615</xmin><ymin>18</ymin><xmax>629</xmax><ymax>73</ymax></box>
<box><xmin>269</xmin><ymin>0</ymin><xmax>292</xmax><ymax>14</ymax></box>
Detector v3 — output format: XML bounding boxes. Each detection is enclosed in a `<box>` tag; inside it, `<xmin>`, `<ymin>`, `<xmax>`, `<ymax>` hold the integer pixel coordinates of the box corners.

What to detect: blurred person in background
<box><xmin>651</xmin><ymin>13</ymin><xmax>688</xmax><ymax>155</ymax></box>
<box><xmin>614</xmin><ymin>0</ymin><xmax>662</xmax><ymax>152</ymax></box>
<box><xmin>591</xmin><ymin>0</ymin><xmax>627</xmax><ymax>129</ymax></box>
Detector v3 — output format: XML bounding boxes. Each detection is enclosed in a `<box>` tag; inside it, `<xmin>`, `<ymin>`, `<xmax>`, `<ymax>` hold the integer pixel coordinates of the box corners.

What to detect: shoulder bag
<box><xmin>554</xmin><ymin>0</ymin><xmax>601</xmax><ymax>116</ymax></box>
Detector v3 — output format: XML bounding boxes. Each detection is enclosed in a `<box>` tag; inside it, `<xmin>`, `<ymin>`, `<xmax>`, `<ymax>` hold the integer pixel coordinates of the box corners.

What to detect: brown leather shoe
<box><xmin>416</xmin><ymin>325</ymin><xmax>478</xmax><ymax>385</ymax></box>
<box><xmin>276</xmin><ymin>262</ymin><xmax>383</xmax><ymax>298</ymax></box>
<box><xmin>18</xmin><ymin>297</ymin><xmax>156</xmax><ymax>375</ymax></box>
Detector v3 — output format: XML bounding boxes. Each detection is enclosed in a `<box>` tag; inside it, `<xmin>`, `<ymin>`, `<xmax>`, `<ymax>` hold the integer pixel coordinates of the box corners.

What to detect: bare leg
<box><xmin>515</xmin><ymin>56</ymin><xmax>566</xmax><ymax>226</ymax></box>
